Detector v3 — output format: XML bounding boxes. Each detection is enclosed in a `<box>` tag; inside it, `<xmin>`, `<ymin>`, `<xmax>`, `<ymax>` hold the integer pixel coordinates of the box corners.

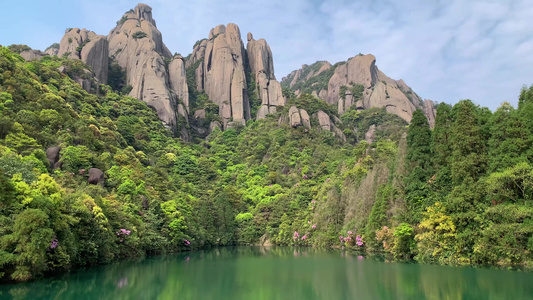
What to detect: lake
<box><xmin>1</xmin><ymin>247</ymin><xmax>532</xmax><ymax>299</ymax></box>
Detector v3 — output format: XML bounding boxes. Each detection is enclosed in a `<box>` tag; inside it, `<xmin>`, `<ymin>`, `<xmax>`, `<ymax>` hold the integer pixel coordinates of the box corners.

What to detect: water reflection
<box><xmin>0</xmin><ymin>247</ymin><xmax>532</xmax><ymax>300</ymax></box>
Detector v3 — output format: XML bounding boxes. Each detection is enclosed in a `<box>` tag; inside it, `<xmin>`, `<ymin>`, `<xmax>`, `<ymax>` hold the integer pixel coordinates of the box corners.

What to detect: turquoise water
<box><xmin>1</xmin><ymin>247</ymin><xmax>532</xmax><ymax>299</ymax></box>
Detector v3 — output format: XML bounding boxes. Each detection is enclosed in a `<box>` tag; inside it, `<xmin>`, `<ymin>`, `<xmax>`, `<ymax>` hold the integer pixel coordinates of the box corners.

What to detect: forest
<box><xmin>0</xmin><ymin>46</ymin><xmax>532</xmax><ymax>282</ymax></box>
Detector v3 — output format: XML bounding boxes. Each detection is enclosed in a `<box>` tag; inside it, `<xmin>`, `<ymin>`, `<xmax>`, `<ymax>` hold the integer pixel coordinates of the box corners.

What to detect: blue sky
<box><xmin>2</xmin><ymin>0</ymin><xmax>533</xmax><ymax>110</ymax></box>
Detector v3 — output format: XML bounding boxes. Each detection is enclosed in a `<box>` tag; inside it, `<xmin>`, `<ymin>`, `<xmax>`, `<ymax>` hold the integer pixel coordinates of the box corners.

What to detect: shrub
<box><xmin>132</xmin><ymin>31</ymin><xmax>147</xmax><ymax>40</ymax></box>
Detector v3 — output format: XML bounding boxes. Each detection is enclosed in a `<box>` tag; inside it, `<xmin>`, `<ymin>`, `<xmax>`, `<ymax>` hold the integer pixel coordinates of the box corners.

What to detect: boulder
<box><xmin>278</xmin><ymin>114</ymin><xmax>289</xmax><ymax>126</ymax></box>
<box><xmin>289</xmin><ymin>106</ymin><xmax>301</xmax><ymax>127</ymax></box>
<box><xmin>317</xmin><ymin>110</ymin><xmax>331</xmax><ymax>131</ymax></box>
<box><xmin>44</xmin><ymin>44</ymin><xmax>59</xmax><ymax>56</ymax></box>
<box><xmin>88</xmin><ymin>168</ymin><xmax>104</xmax><ymax>186</ymax></box>
<box><xmin>332</xmin><ymin>124</ymin><xmax>347</xmax><ymax>143</ymax></box>
<box><xmin>186</xmin><ymin>39</ymin><xmax>207</xmax><ymax>69</ymax></box>
<box><xmin>299</xmin><ymin>109</ymin><xmax>311</xmax><ymax>129</ymax></box>
<box><xmin>194</xmin><ymin>109</ymin><xmax>206</xmax><ymax>120</ymax></box>
<box><xmin>209</xmin><ymin>121</ymin><xmax>222</xmax><ymax>133</ymax></box>
<box><xmin>20</xmin><ymin>50</ymin><xmax>46</xmax><ymax>61</ymax></box>
<box><xmin>256</xmin><ymin>105</ymin><xmax>270</xmax><ymax>120</ymax></box>
<box><xmin>46</xmin><ymin>146</ymin><xmax>61</xmax><ymax>169</ymax></box>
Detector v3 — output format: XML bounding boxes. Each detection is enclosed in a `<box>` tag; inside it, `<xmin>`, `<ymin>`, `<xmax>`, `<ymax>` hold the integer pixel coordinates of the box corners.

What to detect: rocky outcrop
<box><xmin>300</xmin><ymin>109</ymin><xmax>311</xmax><ymax>129</ymax></box>
<box><xmin>423</xmin><ymin>99</ymin><xmax>436</xmax><ymax>128</ymax></box>
<box><xmin>46</xmin><ymin>146</ymin><xmax>61</xmax><ymax>169</ymax></box>
<box><xmin>58</xmin><ymin>28</ymin><xmax>109</xmax><ymax>84</ymax></box>
<box><xmin>317</xmin><ymin>110</ymin><xmax>332</xmax><ymax>131</ymax></box>
<box><xmin>20</xmin><ymin>50</ymin><xmax>47</xmax><ymax>61</ymax></box>
<box><xmin>247</xmin><ymin>32</ymin><xmax>286</xmax><ymax>118</ymax></box>
<box><xmin>279</xmin><ymin>108</ymin><xmax>345</xmax><ymax>141</ymax></box>
<box><xmin>188</xmin><ymin>24</ymin><xmax>251</xmax><ymax>127</ymax></box>
<box><xmin>316</xmin><ymin>110</ymin><xmax>347</xmax><ymax>142</ymax></box>
<box><xmin>365</xmin><ymin>124</ymin><xmax>376</xmax><ymax>144</ymax></box>
<box><xmin>88</xmin><ymin>168</ymin><xmax>104</xmax><ymax>186</ymax></box>
<box><xmin>187</xmin><ymin>25</ymin><xmax>287</xmax><ymax>125</ymax></box>
<box><xmin>56</xmin><ymin>62</ymin><xmax>97</xmax><ymax>93</ymax></box>
<box><xmin>45</xmin><ymin>43</ymin><xmax>59</xmax><ymax>56</ymax></box>
<box><xmin>282</xmin><ymin>54</ymin><xmax>428</xmax><ymax>124</ymax></box>
<box><xmin>289</xmin><ymin>106</ymin><xmax>301</xmax><ymax>127</ymax></box>
<box><xmin>168</xmin><ymin>55</ymin><xmax>189</xmax><ymax>114</ymax></box>
<box><xmin>107</xmin><ymin>3</ymin><xmax>180</xmax><ymax>131</ymax></box>
<box><xmin>209</xmin><ymin>121</ymin><xmax>222</xmax><ymax>133</ymax></box>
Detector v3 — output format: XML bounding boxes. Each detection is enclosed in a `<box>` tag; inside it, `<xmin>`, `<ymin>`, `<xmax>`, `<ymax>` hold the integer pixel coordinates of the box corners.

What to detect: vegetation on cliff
<box><xmin>1</xmin><ymin>47</ymin><xmax>532</xmax><ymax>281</ymax></box>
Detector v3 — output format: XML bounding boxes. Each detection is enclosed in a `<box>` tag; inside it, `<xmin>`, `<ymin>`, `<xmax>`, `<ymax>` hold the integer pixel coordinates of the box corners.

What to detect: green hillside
<box><xmin>1</xmin><ymin>47</ymin><xmax>533</xmax><ymax>282</ymax></box>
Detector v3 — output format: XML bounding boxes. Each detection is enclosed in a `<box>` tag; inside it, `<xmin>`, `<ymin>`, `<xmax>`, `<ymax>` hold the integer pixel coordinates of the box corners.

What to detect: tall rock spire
<box><xmin>246</xmin><ymin>32</ymin><xmax>286</xmax><ymax>119</ymax></box>
<box><xmin>107</xmin><ymin>3</ymin><xmax>188</xmax><ymax>138</ymax></box>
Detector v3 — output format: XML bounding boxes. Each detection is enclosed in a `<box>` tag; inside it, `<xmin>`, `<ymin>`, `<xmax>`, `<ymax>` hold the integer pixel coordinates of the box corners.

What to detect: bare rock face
<box><xmin>20</xmin><ymin>49</ymin><xmax>47</xmax><ymax>61</ymax></box>
<box><xmin>256</xmin><ymin>105</ymin><xmax>270</xmax><ymax>120</ymax></box>
<box><xmin>58</xmin><ymin>28</ymin><xmax>109</xmax><ymax>84</ymax></box>
<box><xmin>191</xmin><ymin>23</ymin><xmax>251</xmax><ymax>127</ymax></box>
<box><xmin>209</xmin><ymin>121</ymin><xmax>222</xmax><ymax>133</ymax></box>
<box><xmin>282</xmin><ymin>54</ymin><xmax>428</xmax><ymax>123</ymax></box>
<box><xmin>168</xmin><ymin>55</ymin><xmax>189</xmax><ymax>113</ymax></box>
<box><xmin>247</xmin><ymin>32</ymin><xmax>286</xmax><ymax>119</ymax></box>
<box><xmin>186</xmin><ymin>39</ymin><xmax>207</xmax><ymax>69</ymax></box>
<box><xmin>317</xmin><ymin>110</ymin><xmax>332</xmax><ymax>131</ymax></box>
<box><xmin>365</xmin><ymin>124</ymin><xmax>377</xmax><ymax>144</ymax></box>
<box><xmin>46</xmin><ymin>146</ymin><xmax>61</xmax><ymax>169</ymax></box>
<box><xmin>423</xmin><ymin>99</ymin><xmax>436</xmax><ymax>128</ymax></box>
<box><xmin>88</xmin><ymin>168</ymin><xmax>104</xmax><ymax>186</ymax></box>
<box><xmin>107</xmin><ymin>4</ymin><xmax>179</xmax><ymax>130</ymax></box>
<box><xmin>316</xmin><ymin>110</ymin><xmax>346</xmax><ymax>141</ymax></box>
<box><xmin>299</xmin><ymin>109</ymin><xmax>311</xmax><ymax>129</ymax></box>
<box><xmin>194</xmin><ymin>109</ymin><xmax>206</xmax><ymax>120</ymax></box>
<box><xmin>326</xmin><ymin>54</ymin><xmax>377</xmax><ymax>107</ymax></box>
<box><xmin>289</xmin><ymin>106</ymin><xmax>301</xmax><ymax>127</ymax></box>
<box><xmin>45</xmin><ymin>43</ymin><xmax>59</xmax><ymax>56</ymax></box>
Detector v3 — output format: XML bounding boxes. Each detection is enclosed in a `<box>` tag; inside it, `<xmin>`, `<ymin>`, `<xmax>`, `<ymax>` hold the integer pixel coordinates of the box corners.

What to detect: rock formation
<box><xmin>20</xmin><ymin>49</ymin><xmax>47</xmax><ymax>61</ymax></box>
<box><xmin>168</xmin><ymin>55</ymin><xmax>189</xmax><ymax>115</ymax></box>
<box><xmin>279</xmin><ymin>108</ymin><xmax>345</xmax><ymax>141</ymax></box>
<box><xmin>88</xmin><ymin>168</ymin><xmax>105</xmax><ymax>186</ymax></box>
<box><xmin>186</xmin><ymin>24</ymin><xmax>287</xmax><ymax>127</ymax></box>
<box><xmin>364</xmin><ymin>124</ymin><xmax>376</xmax><ymax>144</ymax></box>
<box><xmin>247</xmin><ymin>32</ymin><xmax>285</xmax><ymax>118</ymax></box>
<box><xmin>423</xmin><ymin>99</ymin><xmax>437</xmax><ymax>128</ymax></box>
<box><xmin>187</xmin><ymin>24</ymin><xmax>251</xmax><ymax>127</ymax></box>
<box><xmin>107</xmin><ymin>3</ymin><xmax>183</xmax><ymax>133</ymax></box>
<box><xmin>45</xmin><ymin>43</ymin><xmax>60</xmax><ymax>56</ymax></box>
<box><xmin>289</xmin><ymin>106</ymin><xmax>302</xmax><ymax>127</ymax></box>
<box><xmin>46</xmin><ymin>146</ymin><xmax>61</xmax><ymax>169</ymax></box>
<box><xmin>58</xmin><ymin>28</ymin><xmax>109</xmax><ymax>84</ymax></box>
<box><xmin>282</xmin><ymin>54</ymin><xmax>430</xmax><ymax>124</ymax></box>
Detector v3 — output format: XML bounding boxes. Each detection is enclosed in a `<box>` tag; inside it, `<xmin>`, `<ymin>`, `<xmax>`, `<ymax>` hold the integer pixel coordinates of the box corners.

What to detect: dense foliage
<box><xmin>1</xmin><ymin>46</ymin><xmax>532</xmax><ymax>282</ymax></box>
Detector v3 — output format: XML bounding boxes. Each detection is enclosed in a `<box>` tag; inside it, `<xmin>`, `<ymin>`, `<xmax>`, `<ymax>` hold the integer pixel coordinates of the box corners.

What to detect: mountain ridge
<box><xmin>16</xmin><ymin>3</ymin><xmax>434</xmax><ymax>136</ymax></box>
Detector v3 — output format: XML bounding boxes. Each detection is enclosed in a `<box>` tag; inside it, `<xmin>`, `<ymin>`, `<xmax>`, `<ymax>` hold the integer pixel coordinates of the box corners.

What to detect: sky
<box><xmin>2</xmin><ymin>0</ymin><xmax>533</xmax><ymax>110</ymax></box>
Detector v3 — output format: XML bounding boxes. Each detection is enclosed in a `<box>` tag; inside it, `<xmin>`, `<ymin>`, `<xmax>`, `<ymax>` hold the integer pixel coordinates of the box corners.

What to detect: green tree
<box><xmin>450</xmin><ymin>100</ymin><xmax>487</xmax><ymax>184</ymax></box>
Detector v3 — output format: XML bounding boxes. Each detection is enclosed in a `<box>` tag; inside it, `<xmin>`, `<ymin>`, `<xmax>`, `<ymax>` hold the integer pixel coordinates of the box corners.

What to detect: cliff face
<box><xmin>247</xmin><ymin>32</ymin><xmax>285</xmax><ymax>118</ymax></box>
<box><xmin>58</xmin><ymin>28</ymin><xmax>109</xmax><ymax>85</ymax></box>
<box><xmin>282</xmin><ymin>55</ymin><xmax>433</xmax><ymax>124</ymax></box>
<box><xmin>107</xmin><ymin>4</ymin><xmax>178</xmax><ymax>130</ymax></box>
<box><xmin>52</xmin><ymin>4</ymin><xmax>189</xmax><ymax>139</ymax></box>
<box><xmin>45</xmin><ymin>3</ymin><xmax>433</xmax><ymax>137</ymax></box>
<box><xmin>187</xmin><ymin>24</ymin><xmax>250</xmax><ymax>127</ymax></box>
<box><xmin>187</xmin><ymin>24</ymin><xmax>286</xmax><ymax>128</ymax></box>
